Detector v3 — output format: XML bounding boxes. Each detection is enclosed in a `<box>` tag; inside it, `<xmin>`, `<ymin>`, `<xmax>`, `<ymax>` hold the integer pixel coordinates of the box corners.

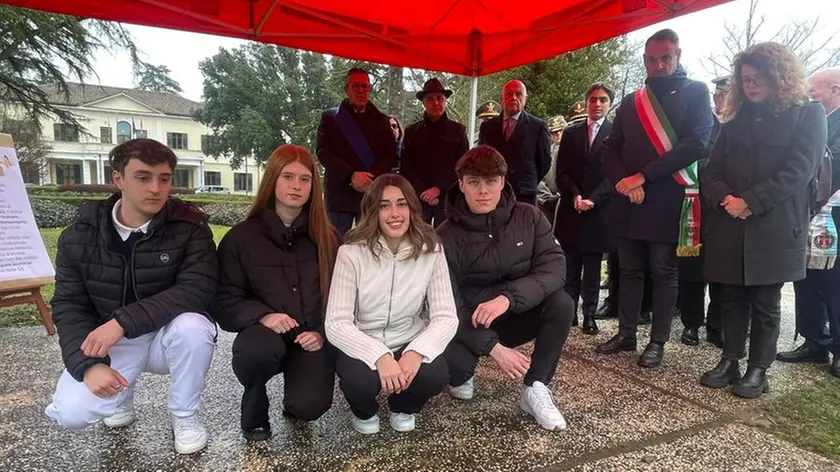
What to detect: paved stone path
<box><xmin>1</xmin><ymin>285</ymin><xmax>837</xmax><ymax>471</ymax></box>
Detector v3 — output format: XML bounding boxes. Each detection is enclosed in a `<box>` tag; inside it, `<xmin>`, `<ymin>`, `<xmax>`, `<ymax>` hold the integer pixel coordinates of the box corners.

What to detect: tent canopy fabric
<box><xmin>8</xmin><ymin>0</ymin><xmax>732</xmax><ymax>76</ymax></box>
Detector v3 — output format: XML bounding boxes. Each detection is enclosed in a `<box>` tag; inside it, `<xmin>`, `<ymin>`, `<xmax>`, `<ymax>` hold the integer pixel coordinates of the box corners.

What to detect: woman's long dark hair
<box><xmin>248</xmin><ymin>145</ymin><xmax>338</xmax><ymax>302</ymax></box>
<box><xmin>345</xmin><ymin>174</ymin><xmax>439</xmax><ymax>260</ymax></box>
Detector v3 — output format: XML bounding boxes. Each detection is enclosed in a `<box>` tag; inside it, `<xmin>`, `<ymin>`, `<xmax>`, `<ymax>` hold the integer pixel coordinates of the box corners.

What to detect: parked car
<box><xmin>196</xmin><ymin>185</ymin><xmax>231</xmax><ymax>194</ymax></box>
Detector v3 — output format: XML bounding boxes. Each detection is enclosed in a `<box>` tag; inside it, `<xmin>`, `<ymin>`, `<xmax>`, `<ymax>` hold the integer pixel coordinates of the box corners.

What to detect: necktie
<box><xmin>504</xmin><ymin>117</ymin><xmax>515</xmax><ymax>141</ymax></box>
<box><xmin>588</xmin><ymin>121</ymin><xmax>599</xmax><ymax>148</ymax></box>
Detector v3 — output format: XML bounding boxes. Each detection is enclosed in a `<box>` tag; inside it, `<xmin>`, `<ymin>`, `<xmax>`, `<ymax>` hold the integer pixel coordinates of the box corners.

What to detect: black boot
<box><xmin>830</xmin><ymin>356</ymin><xmax>839</xmax><ymax>378</ymax></box>
<box><xmin>680</xmin><ymin>327</ymin><xmax>699</xmax><ymax>346</ymax></box>
<box><xmin>639</xmin><ymin>311</ymin><xmax>652</xmax><ymax>325</ymax></box>
<box><xmin>594</xmin><ymin>303</ymin><xmax>617</xmax><ymax>319</ymax></box>
<box><xmin>582</xmin><ymin>314</ymin><xmax>599</xmax><ymax>335</ymax></box>
<box><xmin>775</xmin><ymin>343</ymin><xmax>830</xmax><ymax>364</ymax></box>
<box><xmin>243</xmin><ymin>426</ymin><xmax>272</xmax><ymax>442</ymax></box>
<box><xmin>699</xmin><ymin>359</ymin><xmax>741</xmax><ymax>388</ymax></box>
<box><xmin>732</xmin><ymin>366</ymin><xmax>770</xmax><ymax>399</ymax></box>
<box><xmin>596</xmin><ymin>333</ymin><xmax>636</xmax><ymax>354</ymax></box>
<box><xmin>638</xmin><ymin>342</ymin><xmax>664</xmax><ymax>368</ymax></box>
<box><xmin>706</xmin><ymin>329</ymin><xmax>724</xmax><ymax>349</ymax></box>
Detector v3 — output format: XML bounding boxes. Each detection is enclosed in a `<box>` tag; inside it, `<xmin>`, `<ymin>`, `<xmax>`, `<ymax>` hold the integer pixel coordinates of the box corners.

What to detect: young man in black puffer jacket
<box><xmin>437</xmin><ymin>145</ymin><xmax>575</xmax><ymax>431</ymax></box>
<box><xmin>45</xmin><ymin>139</ymin><xmax>218</xmax><ymax>455</ymax></box>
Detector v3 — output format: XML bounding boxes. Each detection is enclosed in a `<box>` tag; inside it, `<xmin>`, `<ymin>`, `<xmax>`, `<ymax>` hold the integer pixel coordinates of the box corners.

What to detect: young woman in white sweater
<box><xmin>325</xmin><ymin>174</ymin><xmax>458</xmax><ymax>434</ymax></box>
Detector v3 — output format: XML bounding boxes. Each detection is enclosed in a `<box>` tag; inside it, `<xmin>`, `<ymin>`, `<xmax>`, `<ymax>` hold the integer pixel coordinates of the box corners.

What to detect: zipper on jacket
<box><xmin>129</xmin><ymin>231</ymin><xmax>155</xmax><ymax>302</ymax></box>
<box><xmin>118</xmin><ymin>254</ymin><xmax>129</xmax><ymax>307</ymax></box>
<box><xmin>383</xmin><ymin>255</ymin><xmax>396</xmax><ymax>343</ymax></box>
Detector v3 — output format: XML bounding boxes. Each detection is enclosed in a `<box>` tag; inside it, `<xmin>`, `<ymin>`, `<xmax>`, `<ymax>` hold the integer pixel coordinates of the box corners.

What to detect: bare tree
<box><xmin>705</xmin><ymin>0</ymin><xmax>840</xmax><ymax>76</ymax></box>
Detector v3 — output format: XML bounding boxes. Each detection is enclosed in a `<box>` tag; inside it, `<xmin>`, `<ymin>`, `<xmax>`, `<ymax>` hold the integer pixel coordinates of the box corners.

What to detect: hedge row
<box><xmin>25</xmin><ymin>184</ymin><xmax>254</xmax><ymax>203</ymax></box>
<box><xmin>29</xmin><ymin>196</ymin><xmax>251</xmax><ymax>228</ymax></box>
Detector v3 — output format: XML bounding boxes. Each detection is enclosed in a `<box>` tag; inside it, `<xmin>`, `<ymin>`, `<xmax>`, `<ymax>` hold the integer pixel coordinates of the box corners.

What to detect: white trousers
<box><xmin>45</xmin><ymin>312</ymin><xmax>216</xmax><ymax>429</ymax></box>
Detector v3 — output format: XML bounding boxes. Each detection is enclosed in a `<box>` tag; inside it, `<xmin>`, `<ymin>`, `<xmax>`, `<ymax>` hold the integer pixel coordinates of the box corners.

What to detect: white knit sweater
<box><xmin>325</xmin><ymin>238</ymin><xmax>459</xmax><ymax>370</ymax></box>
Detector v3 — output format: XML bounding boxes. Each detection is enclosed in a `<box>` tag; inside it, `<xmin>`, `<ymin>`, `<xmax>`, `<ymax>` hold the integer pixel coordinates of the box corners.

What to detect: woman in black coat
<box><xmin>699</xmin><ymin>42</ymin><xmax>827</xmax><ymax>399</ymax></box>
<box><xmin>213</xmin><ymin>145</ymin><xmax>340</xmax><ymax>440</ymax></box>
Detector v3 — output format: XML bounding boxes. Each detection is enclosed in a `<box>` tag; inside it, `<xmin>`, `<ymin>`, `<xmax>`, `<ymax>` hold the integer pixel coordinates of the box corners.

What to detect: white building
<box><xmin>33</xmin><ymin>83</ymin><xmax>262</xmax><ymax>193</ymax></box>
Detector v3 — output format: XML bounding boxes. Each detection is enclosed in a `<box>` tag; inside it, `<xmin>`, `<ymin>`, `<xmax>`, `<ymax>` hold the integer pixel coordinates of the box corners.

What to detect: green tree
<box><xmin>196</xmin><ymin>43</ymin><xmax>344</xmax><ymax>169</ymax></box>
<box><xmin>135</xmin><ymin>63</ymin><xmax>182</xmax><ymax>94</ymax></box>
<box><xmin>0</xmin><ymin>115</ymin><xmax>51</xmax><ymax>183</ymax></box>
<box><xmin>0</xmin><ymin>5</ymin><xmax>142</xmax><ymax>132</ymax></box>
<box><xmin>403</xmin><ymin>37</ymin><xmax>635</xmax><ymax>135</ymax></box>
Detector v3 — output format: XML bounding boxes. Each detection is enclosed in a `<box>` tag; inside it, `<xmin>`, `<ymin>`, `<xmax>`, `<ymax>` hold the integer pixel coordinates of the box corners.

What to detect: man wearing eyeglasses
<box><xmin>597</xmin><ymin>29</ymin><xmax>714</xmax><ymax>368</ymax></box>
<box><xmin>478</xmin><ymin>80</ymin><xmax>552</xmax><ymax>206</ymax></box>
<box><xmin>317</xmin><ymin>67</ymin><xmax>398</xmax><ymax>234</ymax></box>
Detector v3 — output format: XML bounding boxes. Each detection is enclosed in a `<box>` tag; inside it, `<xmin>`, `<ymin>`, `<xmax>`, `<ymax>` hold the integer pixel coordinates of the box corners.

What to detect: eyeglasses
<box><xmin>741</xmin><ymin>75</ymin><xmax>766</xmax><ymax>87</ymax></box>
<box><xmin>350</xmin><ymin>83</ymin><xmax>371</xmax><ymax>91</ymax></box>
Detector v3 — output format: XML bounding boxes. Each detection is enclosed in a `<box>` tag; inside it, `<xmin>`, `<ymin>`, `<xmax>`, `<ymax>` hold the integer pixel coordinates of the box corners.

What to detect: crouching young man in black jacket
<box><xmin>45</xmin><ymin>139</ymin><xmax>218</xmax><ymax>455</ymax></box>
<box><xmin>437</xmin><ymin>145</ymin><xmax>575</xmax><ymax>431</ymax></box>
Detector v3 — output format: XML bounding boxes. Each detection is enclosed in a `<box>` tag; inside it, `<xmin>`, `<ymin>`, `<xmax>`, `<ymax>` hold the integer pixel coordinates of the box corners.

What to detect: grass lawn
<box><xmin>0</xmin><ymin>225</ymin><xmax>230</xmax><ymax>328</ymax></box>
<box><xmin>766</xmin><ymin>378</ymin><xmax>840</xmax><ymax>461</ymax></box>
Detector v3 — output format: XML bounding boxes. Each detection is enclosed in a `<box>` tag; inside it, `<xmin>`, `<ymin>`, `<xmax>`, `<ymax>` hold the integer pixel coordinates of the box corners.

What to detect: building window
<box><xmin>201</xmin><ymin>134</ymin><xmax>211</xmax><ymax>154</ymax></box>
<box><xmin>55</xmin><ymin>163</ymin><xmax>82</xmax><ymax>184</ymax></box>
<box><xmin>53</xmin><ymin>124</ymin><xmax>79</xmax><ymax>142</ymax></box>
<box><xmin>234</xmin><ymin>173</ymin><xmax>253</xmax><ymax>192</ymax></box>
<box><xmin>173</xmin><ymin>169</ymin><xmax>190</xmax><ymax>188</ymax></box>
<box><xmin>103</xmin><ymin>165</ymin><xmax>114</xmax><ymax>184</ymax></box>
<box><xmin>116</xmin><ymin>121</ymin><xmax>132</xmax><ymax>143</ymax></box>
<box><xmin>167</xmin><ymin>132</ymin><xmax>188</xmax><ymax>150</ymax></box>
<box><xmin>135</xmin><ymin>129</ymin><xmax>148</xmax><ymax>139</ymax></box>
<box><xmin>204</xmin><ymin>171</ymin><xmax>221</xmax><ymax>186</ymax></box>
<box><xmin>100</xmin><ymin>127</ymin><xmax>113</xmax><ymax>144</ymax></box>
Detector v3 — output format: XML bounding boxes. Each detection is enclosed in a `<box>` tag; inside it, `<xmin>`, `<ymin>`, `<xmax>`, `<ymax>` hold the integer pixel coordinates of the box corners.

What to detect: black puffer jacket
<box><xmin>213</xmin><ymin>207</ymin><xmax>340</xmax><ymax>335</ymax></box>
<box><xmin>52</xmin><ymin>194</ymin><xmax>218</xmax><ymax>381</ymax></box>
<box><xmin>436</xmin><ymin>184</ymin><xmax>565</xmax><ymax>356</ymax></box>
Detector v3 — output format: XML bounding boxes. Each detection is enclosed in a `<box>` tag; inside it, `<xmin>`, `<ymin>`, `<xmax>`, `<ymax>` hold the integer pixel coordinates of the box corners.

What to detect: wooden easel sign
<box><xmin>0</xmin><ymin>133</ymin><xmax>57</xmax><ymax>335</ymax></box>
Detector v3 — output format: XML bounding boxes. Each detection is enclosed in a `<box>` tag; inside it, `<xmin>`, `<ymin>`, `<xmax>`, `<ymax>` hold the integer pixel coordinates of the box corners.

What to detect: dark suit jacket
<box><xmin>554</xmin><ymin>119</ymin><xmax>613</xmax><ymax>254</ymax></box>
<box><xmin>479</xmin><ymin>111</ymin><xmax>552</xmax><ymax>199</ymax></box>
<box><xmin>602</xmin><ymin>67</ymin><xmax>714</xmax><ymax>244</ymax></box>
<box><xmin>316</xmin><ymin>100</ymin><xmax>397</xmax><ymax>213</ymax></box>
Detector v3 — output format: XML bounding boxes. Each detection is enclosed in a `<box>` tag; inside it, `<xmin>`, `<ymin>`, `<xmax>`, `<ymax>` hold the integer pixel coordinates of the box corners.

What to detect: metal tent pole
<box><xmin>468</xmin><ymin>75</ymin><xmax>479</xmax><ymax>147</ymax></box>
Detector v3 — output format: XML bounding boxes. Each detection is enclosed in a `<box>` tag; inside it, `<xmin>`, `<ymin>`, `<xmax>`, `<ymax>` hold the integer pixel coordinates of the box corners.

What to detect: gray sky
<box><xmin>88</xmin><ymin>0</ymin><xmax>837</xmax><ymax>102</ymax></box>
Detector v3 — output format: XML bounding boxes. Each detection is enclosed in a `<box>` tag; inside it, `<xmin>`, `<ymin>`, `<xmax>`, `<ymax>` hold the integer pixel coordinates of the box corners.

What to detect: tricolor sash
<box><xmin>634</xmin><ymin>86</ymin><xmax>701</xmax><ymax>257</ymax></box>
<box><xmin>807</xmin><ymin>190</ymin><xmax>840</xmax><ymax>270</ymax></box>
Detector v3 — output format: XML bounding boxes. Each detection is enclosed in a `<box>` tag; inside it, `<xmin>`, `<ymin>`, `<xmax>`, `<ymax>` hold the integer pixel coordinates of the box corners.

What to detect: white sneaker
<box><xmin>349</xmin><ymin>412</ymin><xmax>380</xmax><ymax>435</ymax></box>
<box><xmin>103</xmin><ymin>388</ymin><xmax>135</xmax><ymax>428</ymax></box>
<box><xmin>389</xmin><ymin>412</ymin><xmax>415</xmax><ymax>432</ymax></box>
<box><xmin>171</xmin><ymin>414</ymin><xmax>208</xmax><ymax>454</ymax></box>
<box><xmin>450</xmin><ymin>376</ymin><xmax>475</xmax><ymax>400</ymax></box>
<box><xmin>519</xmin><ymin>381</ymin><xmax>567</xmax><ymax>431</ymax></box>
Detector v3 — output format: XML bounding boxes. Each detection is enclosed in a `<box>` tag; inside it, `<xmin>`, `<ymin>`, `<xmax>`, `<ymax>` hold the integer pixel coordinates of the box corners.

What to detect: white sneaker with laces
<box><xmin>171</xmin><ymin>414</ymin><xmax>208</xmax><ymax>454</ymax></box>
<box><xmin>103</xmin><ymin>388</ymin><xmax>135</xmax><ymax>428</ymax></box>
<box><xmin>519</xmin><ymin>381</ymin><xmax>567</xmax><ymax>431</ymax></box>
<box><xmin>349</xmin><ymin>412</ymin><xmax>380</xmax><ymax>435</ymax></box>
<box><xmin>449</xmin><ymin>376</ymin><xmax>475</xmax><ymax>400</ymax></box>
<box><xmin>389</xmin><ymin>412</ymin><xmax>415</xmax><ymax>432</ymax></box>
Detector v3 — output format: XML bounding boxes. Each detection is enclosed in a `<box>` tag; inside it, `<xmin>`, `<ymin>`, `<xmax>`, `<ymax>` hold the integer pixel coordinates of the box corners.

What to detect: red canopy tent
<box><xmin>5</xmin><ymin>0</ymin><xmax>733</xmax><ymax>136</ymax></box>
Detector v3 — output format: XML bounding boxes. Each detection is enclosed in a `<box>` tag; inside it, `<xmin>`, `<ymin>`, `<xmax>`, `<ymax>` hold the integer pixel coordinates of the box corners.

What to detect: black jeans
<box><xmin>337</xmin><ymin>347</ymin><xmax>449</xmax><ymax>420</ymax></box>
<box><xmin>795</xmin><ymin>267</ymin><xmax>840</xmax><ymax>355</ymax></box>
<box><xmin>232</xmin><ymin>325</ymin><xmax>336</xmax><ymax>429</ymax></box>
<box><xmin>566</xmin><ymin>251</ymin><xmax>602</xmax><ymax>316</ymax></box>
<box><xmin>603</xmin><ymin>252</ymin><xmax>653</xmax><ymax>314</ymax></box>
<box><xmin>328</xmin><ymin>211</ymin><xmax>360</xmax><ymax>235</ymax></box>
<box><xmin>616</xmin><ymin>238</ymin><xmax>678</xmax><ymax>343</ymax></box>
<box><xmin>721</xmin><ymin>284</ymin><xmax>784</xmax><ymax>368</ymax></box>
<box><xmin>445</xmin><ymin>290</ymin><xmax>575</xmax><ymax>387</ymax></box>
<box><xmin>678</xmin><ymin>281</ymin><xmax>722</xmax><ymax>333</ymax></box>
